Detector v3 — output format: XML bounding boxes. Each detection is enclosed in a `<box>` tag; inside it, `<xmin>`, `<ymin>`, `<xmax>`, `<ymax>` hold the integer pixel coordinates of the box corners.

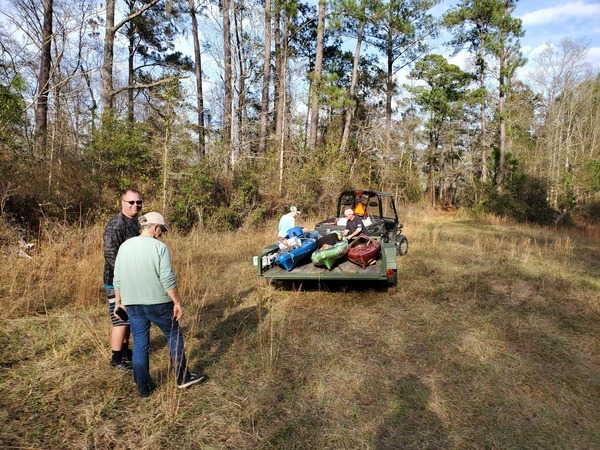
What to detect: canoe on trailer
<box><xmin>348</xmin><ymin>234</ymin><xmax>381</xmax><ymax>269</ymax></box>
<box><xmin>275</xmin><ymin>238</ymin><xmax>317</xmax><ymax>271</ymax></box>
<box><xmin>311</xmin><ymin>233</ymin><xmax>349</xmax><ymax>270</ymax></box>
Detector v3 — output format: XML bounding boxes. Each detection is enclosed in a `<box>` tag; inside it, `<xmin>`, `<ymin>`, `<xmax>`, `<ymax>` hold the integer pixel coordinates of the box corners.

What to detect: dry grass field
<box><xmin>1</xmin><ymin>208</ymin><xmax>599</xmax><ymax>449</ymax></box>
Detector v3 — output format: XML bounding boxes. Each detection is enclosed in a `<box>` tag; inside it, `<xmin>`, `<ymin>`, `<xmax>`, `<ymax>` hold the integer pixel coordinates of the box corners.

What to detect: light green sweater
<box><xmin>113</xmin><ymin>236</ymin><xmax>176</xmax><ymax>305</ymax></box>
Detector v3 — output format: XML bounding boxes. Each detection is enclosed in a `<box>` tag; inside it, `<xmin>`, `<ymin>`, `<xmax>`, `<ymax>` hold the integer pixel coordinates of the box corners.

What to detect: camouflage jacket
<box><xmin>103</xmin><ymin>213</ymin><xmax>140</xmax><ymax>285</ymax></box>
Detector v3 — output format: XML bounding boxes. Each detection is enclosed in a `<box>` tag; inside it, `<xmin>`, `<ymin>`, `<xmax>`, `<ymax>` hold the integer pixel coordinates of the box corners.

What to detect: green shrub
<box><xmin>87</xmin><ymin>118</ymin><xmax>154</xmax><ymax>192</ymax></box>
<box><xmin>206</xmin><ymin>205</ymin><xmax>241</xmax><ymax>231</ymax></box>
<box><xmin>168</xmin><ymin>168</ymin><xmax>222</xmax><ymax>232</ymax></box>
<box><xmin>572</xmin><ymin>200</ymin><xmax>600</xmax><ymax>225</ymax></box>
<box><xmin>482</xmin><ymin>175</ymin><xmax>557</xmax><ymax>225</ymax></box>
<box><xmin>245</xmin><ymin>207</ymin><xmax>268</xmax><ymax>227</ymax></box>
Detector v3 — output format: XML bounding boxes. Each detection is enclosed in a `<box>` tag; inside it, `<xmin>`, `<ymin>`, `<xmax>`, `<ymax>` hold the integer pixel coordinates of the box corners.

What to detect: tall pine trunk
<box><xmin>277</xmin><ymin>13</ymin><xmax>289</xmax><ymax>194</ymax></box>
<box><xmin>189</xmin><ymin>0</ymin><xmax>206</xmax><ymax>156</ymax></box>
<box><xmin>274</xmin><ymin>9</ymin><xmax>289</xmax><ymax>146</ymax></box>
<box><xmin>127</xmin><ymin>0</ymin><xmax>135</xmax><ymax>124</ymax></box>
<box><xmin>35</xmin><ymin>0</ymin><xmax>53</xmax><ymax>156</ymax></box>
<box><xmin>384</xmin><ymin>25</ymin><xmax>393</xmax><ymax>183</ymax></box>
<box><xmin>273</xmin><ymin>6</ymin><xmax>282</xmax><ymax>136</ymax></box>
<box><xmin>258</xmin><ymin>0</ymin><xmax>271</xmax><ymax>154</ymax></box>
<box><xmin>222</xmin><ymin>0</ymin><xmax>233</xmax><ymax>168</ymax></box>
<box><xmin>479</xmin><ymin>46</ymin><xmax>488</xmax><ymax>183</ymax></box>
<box><xmin>495</xmin><ymin>2</ymin><xmax>509</xmax><ymax>188</ymax></box>
<box><xmin>102</xmin><ymin>0</ymin><xmax>116</xmax><ymax>119</ymax></box>
<box><xmin>497</xmin><ymin>68</ymin><xmax>506</xmax><ymax>187</ymax></box>
<box><xmin>308</xmin><ymin>0</ymin><xmax>325</xmax><ymax>150</ymax></box>
<box><xmin>340</xmin><ymin>21</ymin><xmax>363</xmax><ymax>154</ymax></box>
<box><xmin>233</xmin><ymin>2</ymin><xmax>248</xmax><ymax>156</ymax></box>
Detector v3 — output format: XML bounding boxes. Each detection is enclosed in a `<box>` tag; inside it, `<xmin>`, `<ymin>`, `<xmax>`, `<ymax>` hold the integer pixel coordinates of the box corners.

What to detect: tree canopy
<box><xmin>0</xmin><ymin>0</ymin><xmax>598</xmax><ymax>231</ymax></box>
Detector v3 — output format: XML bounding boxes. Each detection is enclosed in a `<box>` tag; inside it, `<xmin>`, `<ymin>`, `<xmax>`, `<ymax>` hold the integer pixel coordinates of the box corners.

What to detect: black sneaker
<box><xmin>140</xmin><ymin>390</ymin><xmax>153</xmax><ymax>398</ymax></box>
<box><xmin>121</xmin><ymin>349</ymin><xmax>133</xmax><ymax>362</ymax></box>
<box><xmin>178</xmin><ymin>373</ymin><xmax>206</xmax><ymax>389</ymax></box>
<box><xmin>110</xmin><ymin>360</ymin><xmax>133</xmax><ymax>372</ymax></box>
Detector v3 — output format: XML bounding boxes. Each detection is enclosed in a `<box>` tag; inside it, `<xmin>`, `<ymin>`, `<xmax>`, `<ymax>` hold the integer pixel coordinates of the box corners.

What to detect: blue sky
<box><xmin>434</xmin><ymin>0</ymin><xmax>600</xmax><ymax>69</ymax></box>
<box><xmin>516</xmin><ymin>0</ymin><xmax>600</xmax><ymax>64</ymax></box>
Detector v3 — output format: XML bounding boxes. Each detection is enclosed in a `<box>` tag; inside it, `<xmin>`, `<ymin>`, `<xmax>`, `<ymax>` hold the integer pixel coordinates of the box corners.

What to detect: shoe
<box><xmin>110</xmin><ymin>360</ymin><xmax>133</xmax><ymax>372</ymax></box>
<box><xmin>121</xmin><ymin>349</ymin><xmax>133</xmax><ymax>362</ymax></box>
<box><xmin>139</xmin><ymin>388</ymin><xmax>154</xmax><ymax>398</ymax></box>
<box><xmin>138</xmin><ymin>381</ymin><xmax>156</xmax><ymax>398</ymax></box>
<box><xmin>178</xmin><ymin>373</ymin><xmax>206</xmax><ymax>389</ymax></box>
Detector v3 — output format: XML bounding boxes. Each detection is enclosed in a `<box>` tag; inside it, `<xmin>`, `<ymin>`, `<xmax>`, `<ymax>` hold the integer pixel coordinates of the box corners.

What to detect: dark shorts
<box><xmin>105</xmin><ymin>285</ymin><xmax>129</xmax><ymax>327</ymax></box>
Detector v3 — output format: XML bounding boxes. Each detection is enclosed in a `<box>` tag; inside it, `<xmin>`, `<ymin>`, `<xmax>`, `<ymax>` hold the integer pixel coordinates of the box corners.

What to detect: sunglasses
<box><xmin>123</xmin><ymin>200</ymin><xmax>143</xmax><ymax>205</ymax></box>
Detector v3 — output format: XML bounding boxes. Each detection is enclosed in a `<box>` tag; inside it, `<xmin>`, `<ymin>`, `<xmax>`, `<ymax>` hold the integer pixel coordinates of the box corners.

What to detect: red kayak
<box><xmin>347</xmin><ymin>234</ymin><xmax>381</xmax><ymax>269</ymax></box>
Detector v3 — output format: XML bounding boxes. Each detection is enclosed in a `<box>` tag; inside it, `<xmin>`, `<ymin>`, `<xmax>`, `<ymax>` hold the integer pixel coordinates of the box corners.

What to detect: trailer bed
<box><xmin>256</xmin><ymin>242</ymin><xmax>398</xmax><ymax>284</ymax></box>
<box><xmin>262</xmin><ymin>259</ymin><xmax>385</xmax><ymax>280</ymax></box>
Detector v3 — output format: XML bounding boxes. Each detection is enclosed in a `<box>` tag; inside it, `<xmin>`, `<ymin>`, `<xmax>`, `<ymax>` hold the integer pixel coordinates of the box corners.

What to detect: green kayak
<box><xmin>311</xmin><ymin>238</ymin><xmax>349</xmax><ymax>270</ymax></box>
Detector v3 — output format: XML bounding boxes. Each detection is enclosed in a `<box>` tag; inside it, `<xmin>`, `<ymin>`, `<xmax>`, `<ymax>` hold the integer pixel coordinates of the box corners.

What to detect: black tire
<box><xmin>396</xmin><ymin>235</ymin><xmax>408</xmax><ymax>256</ymax></box>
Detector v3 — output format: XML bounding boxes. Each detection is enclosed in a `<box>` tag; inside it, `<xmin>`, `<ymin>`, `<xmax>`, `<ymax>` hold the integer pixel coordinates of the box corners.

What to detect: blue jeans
<box><xmin>126</xmin><ymin>302</ymin><xmax>190</xmax><ymax>397</ymax></box>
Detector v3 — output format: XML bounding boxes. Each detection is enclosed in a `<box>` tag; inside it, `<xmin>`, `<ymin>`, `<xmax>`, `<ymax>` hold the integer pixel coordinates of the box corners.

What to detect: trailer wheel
<box><xmin>396</xmin><ymin>235</ymin><xmax>408</xmax><ymax>256</ymax></box>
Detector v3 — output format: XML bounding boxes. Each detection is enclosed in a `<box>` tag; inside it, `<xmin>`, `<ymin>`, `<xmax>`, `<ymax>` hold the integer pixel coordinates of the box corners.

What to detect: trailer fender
<box><xmin>382</xmin><ymin>244</ymin><xmax>397</xmax><ymax>270</ymax></box>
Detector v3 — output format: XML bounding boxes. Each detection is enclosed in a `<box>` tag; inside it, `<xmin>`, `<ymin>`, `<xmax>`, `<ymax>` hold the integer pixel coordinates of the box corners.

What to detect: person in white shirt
<box><xmin>277</xmin><ymin>205</ymin><xmax>302</xmax><ymax>238</ymax></box>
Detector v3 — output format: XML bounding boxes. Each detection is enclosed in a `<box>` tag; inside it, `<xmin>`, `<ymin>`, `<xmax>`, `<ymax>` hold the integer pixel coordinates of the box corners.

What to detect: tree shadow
<box><xmin>137</xmin><ymin>293</ymin><xmax>263</xmax><ymax>387</ymax></box>
<box><xmin>185</xmin><ymin>291</ymin><xmax>267</xmax><ymax>372</ymax></box>
<box><xmin>272</xmin><ymin>279</ymin><xmax>392</xmax><ymax>293</ymax></box>
<box><xmin>375</xmin><ymin>374</ymin><xmax>450</xmax><ymax>450</ymax></box>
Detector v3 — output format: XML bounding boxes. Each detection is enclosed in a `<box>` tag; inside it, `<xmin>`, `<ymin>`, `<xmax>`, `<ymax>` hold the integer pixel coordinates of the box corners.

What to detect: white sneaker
<box><xmin>178</xmin><ymin>373</ymin><xmax>206</xmax><ymax>389</ymax></box>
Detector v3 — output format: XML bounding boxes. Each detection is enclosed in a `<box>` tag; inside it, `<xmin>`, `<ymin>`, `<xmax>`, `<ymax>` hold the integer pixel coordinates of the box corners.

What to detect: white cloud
<box><xmin>586</xmin><ymin>47</ymin><xmax>600</xmax><ymax>67</ymax></box>
<box><xmin>527</xmin><ymin>43</ymin><xmax>556</xmax><ymax>58</ymax></box>
<box><xmin>448</xmin><ymin>49</ymin><xmax>471</xmax><ymax>70</ymax></box>
<box><xmin>520</xmin><ymin>2</ymin><xmax>600</xmax><ymax>26</ymax></box>
<box><xmin>520</xmin><ymin>45</ymin><xmax>533</xmax><ymax>56</ymax></box>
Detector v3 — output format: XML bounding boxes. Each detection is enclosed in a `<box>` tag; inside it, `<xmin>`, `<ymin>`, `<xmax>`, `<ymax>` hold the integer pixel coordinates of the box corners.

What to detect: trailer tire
<box><xmin>396</xmin><ymin>235</ymin><xmax>408</xmax><ymax>256</ymax></box>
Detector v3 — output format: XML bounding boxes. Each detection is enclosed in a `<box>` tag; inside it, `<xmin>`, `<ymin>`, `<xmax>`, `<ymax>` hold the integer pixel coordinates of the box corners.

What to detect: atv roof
<box><xmin>336</xmin><ymin>190</ymin><xmax>398</xmax><ymax>222</ymax></box>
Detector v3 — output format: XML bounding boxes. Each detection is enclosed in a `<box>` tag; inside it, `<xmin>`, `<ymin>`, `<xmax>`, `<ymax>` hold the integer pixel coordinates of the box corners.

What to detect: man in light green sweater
<box><xmin>113</xmin><ymin>212</ymin><xmax>204</xmax><ymax>397</ymax></box>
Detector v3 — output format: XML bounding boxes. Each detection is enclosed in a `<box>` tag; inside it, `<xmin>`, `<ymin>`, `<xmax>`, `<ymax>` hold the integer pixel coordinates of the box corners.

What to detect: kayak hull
<box><xmin>348</xmin><ymin>234</ymin><xmax>381</xmax><ymax>269</ymax></box>
<box><xmin>311</xmin><ymin>238</ymin><xmax>349</xmax><ymax>270</ymax></box>
<box><xmin>275</xmin><ymin>238</ymin><xmax>317</xmax><ymax>271</ymax></box>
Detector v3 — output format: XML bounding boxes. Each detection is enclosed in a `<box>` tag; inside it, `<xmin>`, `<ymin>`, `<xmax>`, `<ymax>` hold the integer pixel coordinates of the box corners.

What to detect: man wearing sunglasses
<box><xmin>103</xmin><ymin>188</ymin><xmax>143</xmax><ymax>371</ymax></box>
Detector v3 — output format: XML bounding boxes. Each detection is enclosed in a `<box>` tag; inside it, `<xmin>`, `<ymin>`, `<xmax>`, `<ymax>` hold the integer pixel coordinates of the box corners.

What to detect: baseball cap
<box><xmin>139</xmin><ymin>211</ymin><xmax>170</xmax><ymax>231</ymax></box>
<box><xmin>290</xmin><ymin>206</ymin><xmax>301</xmax><ymax>214</ymax></box>
<box><xmin>344</xmin><ymin>208</ymin><xmax>354</xmax><ymax>216</ymax></box>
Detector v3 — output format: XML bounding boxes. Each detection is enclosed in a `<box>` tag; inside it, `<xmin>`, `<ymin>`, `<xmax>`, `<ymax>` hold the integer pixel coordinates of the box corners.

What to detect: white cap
<box><xmin>139</xmin><ymin>212</ymin><xmax>170</xmax><ymax>231</ymax></box>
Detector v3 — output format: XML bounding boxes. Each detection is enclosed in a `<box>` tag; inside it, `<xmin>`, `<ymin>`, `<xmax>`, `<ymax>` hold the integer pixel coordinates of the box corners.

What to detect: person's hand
<box><xmin>172</xmin><ymin>302</ymin><xmax>184</xmax><ymax>321</ymax></box>
<box><xmin>342</xmin><ymin>230</ymin><xmax>349</xmax><ymax>236</ymax></box>
<box><xmin>113</xmin><ymin>302</ymin><xmax>125</xmax><ymax>317</ymax></box>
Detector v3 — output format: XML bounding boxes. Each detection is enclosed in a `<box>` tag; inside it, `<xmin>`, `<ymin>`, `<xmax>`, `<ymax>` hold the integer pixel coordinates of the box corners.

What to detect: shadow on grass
<box><xmin>129</xmin><ymin>291</ymin><xmax>262</xmax><ymax>386</ymax></box>
<box><xmin>375</xmin><ymin>374</ymin><xmax>449</xmax><ymax>450</ymax></box>
<box><xmin>402</xmin><ymin>241</ymin><xmax>600</xmax><ymax>447</ymax></box>
<box><xmin>270</xmin><ymin>279</ymin><xmax>393</xmax><ymax>293</ymax></box>
<box><xmin>136</xmin><ymin>298</ymin><xmax>264</xmax><ymax>389</ymax></box>
<box><xmin>190</xmin><ymin>293</ymin><xmax>267</xmax><ymax>372</ymax></box>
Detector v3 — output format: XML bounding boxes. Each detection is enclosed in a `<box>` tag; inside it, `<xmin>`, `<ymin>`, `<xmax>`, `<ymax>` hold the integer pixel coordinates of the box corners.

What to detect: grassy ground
<box><xmin>0</xmin><ymin>209</ymin><xmax>598</xmax><ymax>449</ymax></box>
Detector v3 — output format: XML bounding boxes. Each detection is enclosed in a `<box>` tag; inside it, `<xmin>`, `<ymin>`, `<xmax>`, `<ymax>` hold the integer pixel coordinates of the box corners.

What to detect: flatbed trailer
<box><xmin>254</xmin><ymin>190</ymin><xmax>407</xmax><ymax>287</ymax></box>
<box><xmin>255</xmin><ymin>241</ymin><xmax>398</xmax><ymax>285</ymax></box>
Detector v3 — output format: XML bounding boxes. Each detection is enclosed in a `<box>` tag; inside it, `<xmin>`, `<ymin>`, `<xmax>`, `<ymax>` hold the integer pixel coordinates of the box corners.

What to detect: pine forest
<box><xmin>0</xmin><ymin>0</ymin><xmax>599</xmax><ymax>230</ymax></box>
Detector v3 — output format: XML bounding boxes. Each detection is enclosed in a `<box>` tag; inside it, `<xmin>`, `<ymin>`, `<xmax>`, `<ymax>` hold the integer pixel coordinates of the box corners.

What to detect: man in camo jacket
<box><xmin>103</xmin><ymin>188</ymin><xmax>143</xmax><ymax>370</ymax></box>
